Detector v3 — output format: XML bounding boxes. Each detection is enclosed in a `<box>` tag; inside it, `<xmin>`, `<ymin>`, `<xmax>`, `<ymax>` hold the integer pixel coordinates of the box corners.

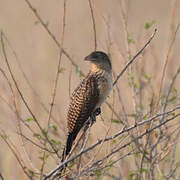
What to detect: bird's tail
<box><xmin>56</xmin><ymin>131</ymin><xmax>79</xmax><ymax>178</ymax></box>
<box><xmin>61</xmin><ymin>131</ymin><xmax>78</xmax><ymax>162</ymax></box>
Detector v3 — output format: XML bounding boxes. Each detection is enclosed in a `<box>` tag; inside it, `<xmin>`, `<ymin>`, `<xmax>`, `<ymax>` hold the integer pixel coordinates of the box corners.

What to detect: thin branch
<box><xmin>40</xmin><ymin>0</ymin><xmax>67</xmax><ymax>177</ymax></box>
<box><xmin>113</xmin><ymin>29</ymin><xmax>157</xmax><ymax>86</ymax></box>
<box><xmin>1</xmin><ymin>32</ymin><xmax>61</xmax><ymax>129</ymax></box>
<box><xmin>24</xmin><ymin>0</ymin><xmax>84</xmax><ymax>76</ymax></box>
<box><xmin>1</xmin><ymin>31</ymin><xmax>59</xmax><ymax>158</ymax></box>
<box><xmin>1</xmin><ymin>32</ymin><xmax>41</xmax><ymax>131</ymax></box>
<box><xmin>0</xmin><ymin>130</ymin><xmax>32</xmax><ymax>179</ymax></box>
<box><xmin>88</xmin><ymin>0</ymin><xmax>97</xmax><ymax>50</ymax></box>
<box><xmin>44</xmin><ymin>105</ymin><xmax>179</xmax><ymax>179</ymax></box>
<box><xmin>0</xmin><ymin>173</ymin><xmax>4</xmax><ymax>180</ymax></box>
<box><xmin>158</xmin><ymin>23</ymin><xmax>180</xmax><ymax>105</ymax></box>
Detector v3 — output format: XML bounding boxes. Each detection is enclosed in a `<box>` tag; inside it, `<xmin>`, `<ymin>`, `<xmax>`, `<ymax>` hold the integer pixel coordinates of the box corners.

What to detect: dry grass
<box><xmin>0</xmin><ymin>0</ymin><xmax>180</xmax><ymax>180</ymax></box>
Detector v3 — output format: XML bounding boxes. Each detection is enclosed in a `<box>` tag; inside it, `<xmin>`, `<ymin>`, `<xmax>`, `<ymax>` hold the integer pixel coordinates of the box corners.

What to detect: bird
<box><xmin>62</xmin><ymin>51</ymin><xmax>112</xmax><ymax>163</ymax></box>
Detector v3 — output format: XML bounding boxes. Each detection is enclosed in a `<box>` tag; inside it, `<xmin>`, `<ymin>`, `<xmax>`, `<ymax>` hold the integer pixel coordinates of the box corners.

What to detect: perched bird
<box><xmin>62</xmin><ymin>51</ymin><xmax>112</xmax><ymax>162</ymax></box>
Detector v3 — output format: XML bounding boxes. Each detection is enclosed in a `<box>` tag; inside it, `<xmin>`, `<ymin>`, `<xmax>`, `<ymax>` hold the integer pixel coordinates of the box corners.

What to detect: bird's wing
<box><xmin>63</xmin><ymin>74</ymin><xmax>99</xmax><ymax>157</ymax></box>
<box><xmin>67</xmin><ymin>73</ymin><xmax>99</xmax><ymax>134</ymax></box>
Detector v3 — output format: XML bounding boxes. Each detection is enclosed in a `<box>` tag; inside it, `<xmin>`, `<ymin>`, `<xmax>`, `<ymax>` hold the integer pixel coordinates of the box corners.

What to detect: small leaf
<box><xmin>112</xmin><ymin>139</ymin><xmax>117</xmax><ymax>144</ymax></box>
<box><xmin>51</xmin><ymin>139</ymin><xmax>61</xmax><ymax>145</ymax></box>
<box><xmin>108</xmin><ymin>160</ymin><xmax>114</xmax><ymax>166</ymax></box>
<box><xmin>28</xmin><ymin>169</ymin><xmax>35</xmax><ymax>177</ymax></box>
<box><xmin>34</xmin><ymin>21</ymin><xmax>40</xmax><ymax>25</ymax></box>
<box><xmin>76</xmin><ymin>67</ymin><xmax>83</xmax><ymax>77</ymax></box>
<box><xmin>141</xmin><ymin>168</ymin><xmax>148</xmax><ymax>173</ymax></box>
<box><xmin>45</xmin><ymin>21</ymin><xmax>49</xmax><ymax>27</ymax></box>
<box><xmin>24</xmin><ymin>118</ymin><xmax>34</xmax><ymax>122</ymax></box>
<box><xmin>145</xmin><ymin>20</ymin><xmax>156</xmax><ymax>30</ymax></box>
<box><xmin>128</xmin><ymin>113</ymin><xmax>137</xmax><ymax>118</ymax></box>
<box><xmin>69</xmin><ymin>161</ymin><xmax>75</xmax><ymax>168</ymax></box>
<box><xmin>49</xmin><ymin>124</ymin><xmax>57</xmax><ymax>132</ymax></box>
<box><xmin>134</xmin><ymin>82</ymin><xmax>138</xmax><ymax>89</ymax></box>
<box><xmin>112</xmin><ymin>119</ymin><xmax>122</xmax><ymax>124</ymax></box>
<box><xmin>95</xmin><ymin>169</ymin><xmax>102</xmax><ymax>177</ymax></box>
<box><xmin>59</xmin><ymin>68</ymin><xmax>65</xmax><ymax>73</ymax></box>
<box><xmin>42</xmin><ymin>129</ymin><xmax>47</xmax><ymax>137</ymax></box>
<box><xmin>143</xmin><ymin>73</ymin><xmax>152</xmax><ymax>83</ymax></box>
<box><xmin>33</xmin><ymin>133</ymin><xmax>42</xmax><ymax>140</ymax></box>
<box><xmin>128</xmin><ymin>33</ymin><xmax>135</xmax><ymax>44</ymax></box>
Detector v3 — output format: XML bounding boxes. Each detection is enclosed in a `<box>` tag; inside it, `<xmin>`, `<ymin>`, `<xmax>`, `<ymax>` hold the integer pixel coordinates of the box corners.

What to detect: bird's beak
<box><xmin>84</xmin><ymin>55</ymin><xmax>91</xmax><ymax>61</ymax></box>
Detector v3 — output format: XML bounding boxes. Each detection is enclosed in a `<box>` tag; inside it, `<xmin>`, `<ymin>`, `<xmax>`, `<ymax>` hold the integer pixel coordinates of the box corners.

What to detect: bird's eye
<box><xmin>92</xmin><ymin>54</ymin><xmax>98</xmax><ymax>59</ymax></box>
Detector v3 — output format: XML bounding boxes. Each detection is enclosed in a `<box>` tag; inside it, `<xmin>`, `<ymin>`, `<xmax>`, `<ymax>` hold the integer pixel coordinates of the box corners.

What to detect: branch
<box><xmin>44</xmin><ymin>105</ymin><xmax>179</xmax><ymax>179</ymax></box>
<box><xmin>113</xmin><ymin>28</ymin><xmax>157</xmax><ymax>86</ymax></box>
<box><xmin>24</xmin><ymin>0</ymin><xmax>84</xmax><ymax>76</ymax></box>
<box><xmin>88</xmin><ymin>0</ymin><xmax>97</xmax><ymax>50</ymax></box>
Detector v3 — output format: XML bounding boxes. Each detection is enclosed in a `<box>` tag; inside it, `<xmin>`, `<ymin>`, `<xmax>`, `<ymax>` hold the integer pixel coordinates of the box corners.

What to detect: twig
<box><xmin>1</xmin><ymin>32</ymin><xmax>61</xmax><ymax>129</ymax></box>
<box><xmin>24</xmin><ymin>0</ymin><xmax>84</xmax><ymax>76</ymax></box>
<box><xmin>0</xmin><ymin>129</ymin><xmax>32</xmax><ymax>179</ymax></box>
<box><xmin>0</xmin><ymin>173</ymin><xmax>4</xmax><ymax>180</ymax></box>
<box><xmin>158</xmin><ymin>23</ymin><xmax>180</xmax><ymax>105</ymax></box>
<box><xmin>88</xmin><ymin>0</ymin><xmax>97</xmax><ymax>50</ymax></box>
<box><xmin>44</xmin><ymin>106</ymin><xmax>180</xmax><ymax>179</ymax></box>
<box><xmin>1</xmin><ymin>31</ymin><xmax>59</xmax><ymax>159</ymax></box>
<box><xmin>113</xmin><ymin>29</ymin><xmax>157</xmax><ymax>86</ymax></box>
<box><xmin>40</xmin><ymin>0</ymin><xmax>67</xmax><ymax>178</ymax></box>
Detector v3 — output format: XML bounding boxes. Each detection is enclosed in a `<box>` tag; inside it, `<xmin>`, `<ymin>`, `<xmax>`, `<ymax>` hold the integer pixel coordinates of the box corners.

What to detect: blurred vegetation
<box><xmin>0</xmin><ymin>0</ymin><xmax>180</xmax><ymax>180</ymax></box>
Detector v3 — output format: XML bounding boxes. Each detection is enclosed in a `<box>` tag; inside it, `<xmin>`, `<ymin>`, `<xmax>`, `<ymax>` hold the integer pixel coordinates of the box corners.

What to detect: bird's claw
<box><xmin>94</xmin><ymin>107</ymin><xmax>101</xmax><ymax>116</ymax></box>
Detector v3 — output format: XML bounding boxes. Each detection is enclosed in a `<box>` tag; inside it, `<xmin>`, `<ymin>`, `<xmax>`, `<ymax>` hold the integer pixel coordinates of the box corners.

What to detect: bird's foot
<box><xmin>94</xmin><ymin>107</ymin><xmax>101</xmax><ymax>116</ymax></box>
<box><xmin>89</xmin><ymin>113</ymin><xmax>96</xmax><ymax>126</ymax></box>
<box><xmin>87</xmin><ymin>108</ymin><xmax>101</xmax><ymax>127</ymax></box>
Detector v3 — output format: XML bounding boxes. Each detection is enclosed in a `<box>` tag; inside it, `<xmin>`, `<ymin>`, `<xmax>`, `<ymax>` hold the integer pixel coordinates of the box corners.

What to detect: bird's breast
<box><xmin>95</xmin><ymin>71</ymin><xmax>112</xmax><ymax>109</ymax></box>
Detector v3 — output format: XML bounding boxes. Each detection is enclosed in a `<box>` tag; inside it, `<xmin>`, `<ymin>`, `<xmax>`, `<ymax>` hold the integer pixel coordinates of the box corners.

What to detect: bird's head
<box><xmin>85</xmin><ymin>51</ymin><xmax>112</xmax><ymax>72</ymax></box>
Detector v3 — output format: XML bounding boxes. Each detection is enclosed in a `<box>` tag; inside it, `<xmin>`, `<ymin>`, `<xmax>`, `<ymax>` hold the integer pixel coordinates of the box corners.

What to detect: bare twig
<box><xmin>113</xmin><ymin>29</ymin><xmax>157</xmax><ymax>86</ymax></box>
<box><xmin>1</xmin><ymin>31</ymin><xmax>59</xmax><ymax>158</ymax></box>
<box><xmin>40</xmin><ymin>0</ymin><xmax>67</xmax><ymax>178</ymax></box>
<box><xmin>44</xmin><ymin>106</ymin><xmax>179</xmax><ymax>179</ymax></box>
<box><xmin>88</xmin><ymin>0</ymin><xmax>97</xmax><ymax>50</ymax></box>
<box><xmin>158</xmin><ymin>23</ymin><xmax>180</xmax><ymax>105</ymax></box>
<box><xmin>24</xmin><ymin>0</ymin><xmax>84</xmax><ymax>76</ymax></box>
<box><xmin>0</xmin><ymin>129</ymin><xmax>32</xmax><ymax>179</ymax></box>
<box><xmin>0</xmin><ymin>173</ymin><xmax>4</xmax><ymax>180</ymax></box>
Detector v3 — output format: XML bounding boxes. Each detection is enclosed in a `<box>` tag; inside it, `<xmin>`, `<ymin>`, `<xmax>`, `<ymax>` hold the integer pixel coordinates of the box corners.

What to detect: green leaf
<box><xmin>51</xmin><ymin>139</ymin><xmax>61</xmax><ymax>145</ymax></box>
<box><xmin>145</xmin><ymin>20</ymin><xmax>156</xmax><ymax>30</ymax></box>
<box><xmin>128</xmin><ymin>33</ymin><xmax>135</xmax><ymax>44</ymax></box>
<box><xmin>33</xmin><ymin>133</ymin><xmax>42</xmax><ymax>140</ymax></box>
<box><xmin>112</xmin><ymin>139</ymin><xmax>117</xmax><ymax>144</ymax></box>
<box><xmin>143</xmin><ymin>73</ymin><xmax>152</xmax><ymax>83</ymax></box>
<box><xmin>140</xmin><ymin>168</ymin><xmax>149</xmax><ymax>173</ymax></box>
<box><xmin>76</xmin><ymin>67</ymin><xmax>83</xmax><ymax>78</ymax></box>
<box><xmin>168</xmin><ymin>96</ymin><xmax>176</xmax><ymax>104</ymax></box>
<box><xmin>42</xmin><ymin>129</ymin><xmax>47</xmax><ymax>137</ymax></box>
<box><xmin>69</xmin><ymin>161</ymin><xmax>75</xmax><ymax>168</ymax></box>
<box><xmin>45</xmin><ymin>21</ymin><xmax>49</xmax><ymax>27</ymax></box>
<box><xmin>59</xmin><ymin>68</ymin><xmax>65</xmax><ymax>73</ymax></box>
<box><xmin>133</xmin><ymin>82</ymin><xmax>138</xmax><ymax>89</ymax></box>
<box><xmin>95</xmin><ymin>169</ymin><xmax>102</xmax><ymax>177</ymax></box>
<box><xmin>28</xmin><ymin>169</ymin><xmax>35</xmax><ymax>177</ymax></box>
<box><xmin>34</xmin><ymin>21</ymin><xmax>40</xmax><ymax>25</ymax></box>
<box><xmin>39</xmin><ymin>154</ymin><xmax>49</xmax><ymax>161</ymax></box>
<box><xmin>49</xmin><ymin>124</ymin><xmax>57</xmax><ymax>132</ymax></box>
<box><xmin>24</xmin><ymin>118</ymin><xmax>34</xmax><ymax>122</ymax></box>
<box><xmin>128</xmin><ymin>113</ymin><xmax>137</xmax><ymax>118</ymax></box>
<box><xmin>108</xmin><ymin>160</ymin><xmax>114</xmax><ymax>166</ymax></box>
<box><xmin>112</xmin><ymin>119</ymin><xmax>122</xmax><ymax>124</ymax></box>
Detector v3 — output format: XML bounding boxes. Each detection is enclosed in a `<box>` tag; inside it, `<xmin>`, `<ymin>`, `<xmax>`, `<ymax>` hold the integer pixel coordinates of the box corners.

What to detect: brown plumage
<box><xmin>62</xmin><ymin>51</ymin><xmax>112</xmax><ymax>162</ymax></box>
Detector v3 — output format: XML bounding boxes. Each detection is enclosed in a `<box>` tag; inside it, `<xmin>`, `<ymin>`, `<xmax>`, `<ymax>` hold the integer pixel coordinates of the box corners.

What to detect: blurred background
<box><xmin>0</xmin><ymin>0</ymin><xmax>180</xmax><ymax>179</ymax></box>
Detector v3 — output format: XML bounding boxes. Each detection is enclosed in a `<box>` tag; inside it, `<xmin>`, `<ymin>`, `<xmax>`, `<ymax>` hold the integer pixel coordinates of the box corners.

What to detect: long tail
<box><xmin>61</xmin><ymin>131</ymin><xmax>78</xmax><ymax>162</ymax></box>
<box><xmin>56</xmin><ymin>131</ymin><xmax>79</xmax><ymax>178</ymax></box>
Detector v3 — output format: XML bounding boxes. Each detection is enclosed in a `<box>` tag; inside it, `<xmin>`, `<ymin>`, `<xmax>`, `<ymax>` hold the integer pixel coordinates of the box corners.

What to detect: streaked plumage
<box><xmin>62</xmin><ymin>51</ymin><xmax>112</xmax><ymax>161</ymax></box>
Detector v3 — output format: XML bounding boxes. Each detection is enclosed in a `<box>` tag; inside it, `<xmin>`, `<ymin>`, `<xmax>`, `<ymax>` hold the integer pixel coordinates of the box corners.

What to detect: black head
<box><xmin>84</xmin><ymin>51</ymin><xmax>112</xmax><ymax>70</ymax></box>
